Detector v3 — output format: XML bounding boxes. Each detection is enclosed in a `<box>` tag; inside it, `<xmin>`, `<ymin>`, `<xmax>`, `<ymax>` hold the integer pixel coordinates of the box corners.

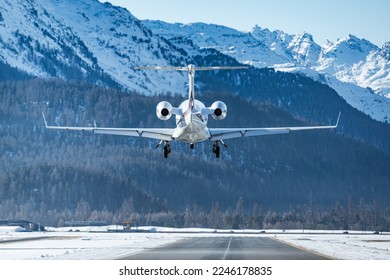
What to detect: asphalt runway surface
<box><xmin>120</xmin><ymin>236</ymin><xmax>329</xmax><ymax>260</ymax></box>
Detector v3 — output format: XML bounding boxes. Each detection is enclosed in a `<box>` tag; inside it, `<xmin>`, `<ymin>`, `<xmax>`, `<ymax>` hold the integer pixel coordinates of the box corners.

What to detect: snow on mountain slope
<box><xmin>289</xmin><ymin>32</ymin><xmax>321</xmax><ymax>67</ymax></box>
<box><xmin>40</xmin><ymin>0</ymin><xmax>190</xmax><ymax>94</ymax></box>
<box><xmin>325</xmin><ymin>75</ymin><xmax>390</xmax><ymax>123</ymax></box>
<box><xmin>143</xmin><ymin>20</ymin><xmax>390</xmax><ymax>123</ymax></box>
<box><xmin>250</xmin><ymin>25</ymin><xmax>293</xmax><ymax>62</ymax></box>
<box><xmin>318</xmin><ymin>35</ymin><xmax>379</xmax><ymax>72</ymax></box>
<box><xmin>315</xmin><ymin>35</ymin><xmax>390</xmax><ymax>95</ymax></box>
<box><xmin>0</xmin><ymin>0</ymin><xmax>191</xmax><ymax>94</ymax></box>
<box><xmin>0</xmin><ymin>0</ymin><xmax>97</xmax><ymax>78</ymax></box>
<box><xmin>350</xmin><ymin>44</ymin><xmax>390</xmax><ymax>98</ymax></box>
<box><xmin>143</xmin><ymin>20</ymin><xmax>292</xmax><ymax>68</ymax></box>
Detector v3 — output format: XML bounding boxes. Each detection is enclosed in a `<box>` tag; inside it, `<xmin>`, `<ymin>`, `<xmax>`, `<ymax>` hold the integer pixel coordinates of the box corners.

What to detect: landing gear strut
<box><xmin>157</xmin><ymin>140</ymin><xmax>171</xmax><ymax>158</ymax></box>
<box><xmin>212</xmin><ymin>140</ymin><xmax>227</xmax><ymax>158</ymax></box>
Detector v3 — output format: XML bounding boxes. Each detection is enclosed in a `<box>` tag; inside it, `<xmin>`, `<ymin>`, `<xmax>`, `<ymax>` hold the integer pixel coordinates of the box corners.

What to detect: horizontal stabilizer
<box><xmin>135</xmin><ymin>65</ymin><xmax>249</xmax><ymax>71</ymax></box>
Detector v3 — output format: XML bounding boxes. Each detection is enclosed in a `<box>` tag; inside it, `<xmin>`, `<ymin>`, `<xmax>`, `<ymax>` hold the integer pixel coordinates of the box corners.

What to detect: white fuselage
<box><xmin>172</xmin><ymin>99</ymin><xmax>210</xmax><ymax>143</ymax></box>
<box><xmin>170</xmin><ymin>64</ymin><xmax>211</xmax><ymax>144</ymax></box>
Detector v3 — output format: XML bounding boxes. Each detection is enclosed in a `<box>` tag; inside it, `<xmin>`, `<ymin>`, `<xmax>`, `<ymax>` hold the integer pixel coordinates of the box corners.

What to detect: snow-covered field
<box><xmin>274</xmin><ymin>230</ymin><xmax>390</xmax><ymax>260</ymax></box>
<box><xmin>0</xmin><ymin>226</ymin><xmax>389</xmax><ymax>260</ymax></box>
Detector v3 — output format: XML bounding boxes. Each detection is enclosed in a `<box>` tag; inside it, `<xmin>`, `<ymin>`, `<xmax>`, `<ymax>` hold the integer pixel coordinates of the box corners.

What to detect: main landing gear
<box><xmin>163</xmin><ymin>141</ymin><xmax>171</xmax><ymax>158</ymax></box>
<box><xmin>157</xmin><ymin>141</ymin><xmax>226</xmax><ymax>158</ymax></box>
<box><xmin>213</xmin><ymin>140</ymin><xmax>227</xmax><ymax>158</ymax></box>
<box><xmin>213</xmin><ymin>142</ymin><xmax>220</xmax><ymax>158</ymax></box>
<box><xmin>157</xmin><ymin>140</ymin><xmax>171</xmax><ymax>158</ymax></box>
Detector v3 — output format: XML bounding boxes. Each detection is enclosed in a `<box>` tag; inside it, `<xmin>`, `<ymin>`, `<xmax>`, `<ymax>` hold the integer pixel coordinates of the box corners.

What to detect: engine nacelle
<box><xmin>210</xmin><ymin>101</ymin><xmax>227</xmax><ymax>120</ymax></box>
<box><xmin>156</xmin><ymin>101</ymin><xmax>173</xmax><ymax>120</ymax></box>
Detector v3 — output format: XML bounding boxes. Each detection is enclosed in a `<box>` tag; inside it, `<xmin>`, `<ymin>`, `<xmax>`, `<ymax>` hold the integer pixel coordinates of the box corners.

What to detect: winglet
<box><xmin>42</xmin><ymin>112</ymin><xmax>48</xmax><ymax>128</ymax></box>
<box><xmin>335</xmin><ymin>111</ymin><xmax>341</xmax><ymax>127</ymax></box>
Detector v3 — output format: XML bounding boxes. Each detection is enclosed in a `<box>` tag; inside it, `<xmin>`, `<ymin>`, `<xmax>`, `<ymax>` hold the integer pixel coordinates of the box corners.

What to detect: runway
<box><xmin>120</xmin><ymin>236</ymin><xmax>329</xmax><ymax>260</ymax></box>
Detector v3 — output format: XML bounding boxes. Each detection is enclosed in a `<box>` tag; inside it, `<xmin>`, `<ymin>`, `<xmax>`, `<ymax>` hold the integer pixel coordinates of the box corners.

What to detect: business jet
<box><xmin>43</xmin><ymin>64</ymin><xmax>340</xmax><ymax>158</ymax></box>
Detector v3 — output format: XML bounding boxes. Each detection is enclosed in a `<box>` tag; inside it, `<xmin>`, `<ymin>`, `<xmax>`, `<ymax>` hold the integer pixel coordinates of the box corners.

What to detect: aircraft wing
<box><xmin>209</xmin><ymin>112</ymin><xmax>341</xmax><ymax>141</ymax></box>
<box><xmin>42</xmin><ymin>113</ymin><xmax>174</xmax><ymax>141</ymax></box>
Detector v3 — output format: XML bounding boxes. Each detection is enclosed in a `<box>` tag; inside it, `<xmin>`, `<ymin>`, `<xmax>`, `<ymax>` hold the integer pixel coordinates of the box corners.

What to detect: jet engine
<box><xmin>156</xmin><ymin>101</ymin><xmax>173</xmax><ymax>120</ymax></box>
<box><xmin>210</xmin><ymin>101</ymin><xmax>227</xmax><ymax>120</ymax></box>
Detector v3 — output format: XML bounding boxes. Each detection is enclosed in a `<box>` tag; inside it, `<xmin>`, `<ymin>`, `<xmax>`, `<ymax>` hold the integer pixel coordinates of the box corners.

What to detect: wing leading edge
<box><xmin>42</xmin><ymin>113</ymin><xmax>174</xmax><ymax>141</ymax></box>
<box><xmin>209</xmin><ymin>112</ymin><xmax>341</xmax><ymax>141</ymax></box>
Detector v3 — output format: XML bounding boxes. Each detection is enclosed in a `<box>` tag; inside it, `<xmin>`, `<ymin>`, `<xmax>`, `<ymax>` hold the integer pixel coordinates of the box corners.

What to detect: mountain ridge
<box><xmin>142</xmin><ymin>20</ymin><xmax>390</xmax><ymax>123</ymax></box>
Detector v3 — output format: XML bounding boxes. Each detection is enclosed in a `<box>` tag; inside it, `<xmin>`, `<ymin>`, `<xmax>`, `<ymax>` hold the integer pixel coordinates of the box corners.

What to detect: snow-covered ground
<box><xmin>274</xmin><ymin>230</ymin><xmax>390</xmax><ymax>260</ymax></box>
<box><xmin>0</xmin><ymin>226</ymin><xmax>389</xmax><ymax>260</ymax></box>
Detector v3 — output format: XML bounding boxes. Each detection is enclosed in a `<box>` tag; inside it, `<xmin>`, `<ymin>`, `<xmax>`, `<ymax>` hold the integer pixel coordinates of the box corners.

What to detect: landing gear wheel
<box><xmin>213</xmin><ymin>142</ymin><xmax>220</xmax><ymax>158</ymax></box>
<box><xmin>163</xmin><ymin>147</ymin><xmax>169</xmax><ymax>158</ymax></box>
<box><xmin>215</xmin><ymin>146</ymin><xmax>220</xmax><ymax>158</ymax></box>
<box><xmin>163</xmin><ymin>141</ymin><xmax>171</xmax><ymax>158</ymax></box>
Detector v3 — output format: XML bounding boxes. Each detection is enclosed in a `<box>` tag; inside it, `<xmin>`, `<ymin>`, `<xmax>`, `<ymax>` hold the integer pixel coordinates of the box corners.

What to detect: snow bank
<box><xmin>1</xmin><ymin>226</ymin><xmax>389</xmax><ymax>260</ymax></box>
<box><xmin>0</xmin><ymin>226</ymin><xmax>25</xmax><ymax>233</ymax></box>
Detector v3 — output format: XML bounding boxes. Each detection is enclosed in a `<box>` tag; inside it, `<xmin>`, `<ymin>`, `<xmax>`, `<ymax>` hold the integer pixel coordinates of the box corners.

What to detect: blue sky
<box><xmin>103</xmin><ymin>0</ymin><xmax>389</xmax><ymax>47</ymax></box>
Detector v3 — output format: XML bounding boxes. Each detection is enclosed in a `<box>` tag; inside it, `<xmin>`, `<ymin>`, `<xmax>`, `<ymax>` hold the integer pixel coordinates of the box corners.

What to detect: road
<box><xmin>120</xmin><ymin>236</ymin><xmax>329</xmax><ymax>260</ymax></box>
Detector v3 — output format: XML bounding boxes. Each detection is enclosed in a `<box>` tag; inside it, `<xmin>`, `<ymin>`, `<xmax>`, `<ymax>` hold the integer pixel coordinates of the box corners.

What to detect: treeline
<box><xmin>3</xmin><ymin>195</ymin><xmax>388</xmax><ymax>231</ymax></box>
<box><xmin>1</xmin><ymin>78</ymin><xmax>390</xmax><ymax>229</ymax></box>
<box><xmin>136</xmin><ymin>196</ymin><xmax>390</xmax><ymax>231</ymax></box>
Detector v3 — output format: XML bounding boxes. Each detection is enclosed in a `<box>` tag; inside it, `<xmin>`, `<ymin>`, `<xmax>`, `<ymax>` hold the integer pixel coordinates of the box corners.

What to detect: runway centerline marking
<box><xmin>222</xmin><ymin>236</ymin><xmax>233</xmax><ymax>260</ymax></box>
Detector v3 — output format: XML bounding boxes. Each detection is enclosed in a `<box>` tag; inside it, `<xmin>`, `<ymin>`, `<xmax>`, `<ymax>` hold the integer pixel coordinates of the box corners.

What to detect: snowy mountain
<box><xmin>315</xmin><ymin>35</ymin><xmax>389</xmax><ymax>94</ymax></box>
<box><xmin>143</xmin><ymin>20</ymin><xmax>390</xmax><ymax>123</ymax></box>
<box><xmin>0</xmin><ymin>0</ymin><xmax>192</xmax><ymax>94</ymax></box>
<box><xmin>317</xmin><ymin>35</ymin><xmax>379</xmax><ymax>72</ymax></box>
<box><xmin>143</xmin><ymin>21</ymin><xmax>293</xmax><ymax>68</ymax></box>
<box><xmin>0</xmin><ymin>0</ymin><xmax>114</xmax><ymax>85</ymax></box>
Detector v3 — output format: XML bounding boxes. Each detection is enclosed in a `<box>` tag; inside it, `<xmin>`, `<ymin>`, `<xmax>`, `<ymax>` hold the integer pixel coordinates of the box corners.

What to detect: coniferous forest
<box><xmin>1</xmin><ymin>72</ymin><xmax>390</xmax><ymax>231</ymax></box>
